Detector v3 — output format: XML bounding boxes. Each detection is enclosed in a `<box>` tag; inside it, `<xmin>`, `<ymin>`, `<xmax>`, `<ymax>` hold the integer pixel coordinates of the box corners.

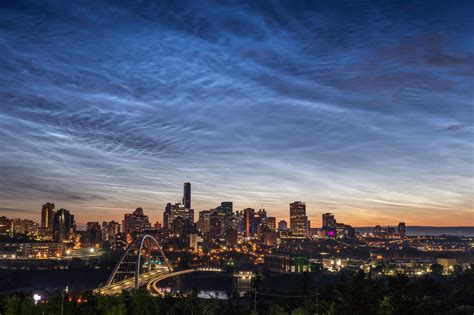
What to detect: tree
<box><xmin>97</xmin><ymin>295</ymin><xmax>127</xmax><ymax>315</ymax></box>
<box><xmin>251</xmin><ymin>272</ymin><xmax>263</xmax><ymax>313</ymax></box>
<box><xmin>387</xmin><ymin>273</ymin><xmax>417</xmax><ymax>314</ymax></box>
<box><xmin>108</xmin><ymin>302</ymin><xmax>127</xmax><ymax>315</ymax></box>
<box><xmin>268</xmin><ymin>304</ymin><xmax>287</xmax><ymax>315</ymax></box>
<box><xmin>130</xmin><ymin>290</ymin><xmax>156</xmax><ymax>315</ymax></box>
<box><xmin>332</xmin><ymin>270</ymin><xmax>383</xmax><ymax>315</ymax></box>
<box><xmin>290</xmin><ymin>306</ymin><xmax>307</xmax><ymax>315</ymax></box>
<box><xmin>180</xmin><ymin>290</ymin><xmax>199</xmax><ymax>315</ymax></box>
<box><xmin>430</xmin><ymin>263</ymin><xmax>444</xmax><ymax>276</ymax></box>
<box><xmin>201</xmin><ymin>298</ymin><xmax>218</xmax><ymax>315</ymax></box>
<box><xmin>297</xmin><ymin>272</ymin><xmax>314</xmax><ymax>296</ymax></box>
<box><xmin>4</xmin><ymin>295</ymin><xmax>21</xmax><ymax>315</ymax></box>
<box><xmin>377</xmin><ymin>296</ymin><xmax>393</xmax><ymax>315</ymax></box>
<box><xmin>448</xmin><ymin>268</ymin><xmax>474</xmax><ymax>307</ymax></box>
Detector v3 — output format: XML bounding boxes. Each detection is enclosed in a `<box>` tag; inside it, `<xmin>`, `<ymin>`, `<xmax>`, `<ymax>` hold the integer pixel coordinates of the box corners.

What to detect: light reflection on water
<box><xmin>157</xmin><ymin>288</ymin><xmax>229</xmax><ymax>299</ymax></box>
<box><xmin>155</xmin><ymin>272</ymin><xmax>251</xmax><ymax>299</ymax></box>
<box><xmin>197</xmin><ymin>290</ymin><xmax>229</xmax><ymax>299</ymax></box>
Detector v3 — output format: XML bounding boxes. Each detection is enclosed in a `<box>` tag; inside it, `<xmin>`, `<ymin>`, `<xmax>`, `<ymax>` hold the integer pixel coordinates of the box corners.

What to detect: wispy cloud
<box><xmin>437</xmin><ymin>124</ymin><xmax>469</xmax><ymax>132</ymax></box>
<box><xmin>0</xmin><ymin>0</ymin><xmax>472</xmax><ymax>226</ymax></box>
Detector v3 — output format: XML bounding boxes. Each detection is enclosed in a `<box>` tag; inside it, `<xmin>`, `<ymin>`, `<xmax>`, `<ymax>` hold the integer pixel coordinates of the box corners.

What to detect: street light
<box><xmin>61</xmin><ymin>286</ymin><xmax>68</xmax><ymax>315</ymax></box>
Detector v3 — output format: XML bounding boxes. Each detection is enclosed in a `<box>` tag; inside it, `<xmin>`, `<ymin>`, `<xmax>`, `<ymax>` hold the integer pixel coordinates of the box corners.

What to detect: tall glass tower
<box><xmin>183</xmin><ymin>182</ymin><xmax>191</xmax><ymax>209</ymax></box>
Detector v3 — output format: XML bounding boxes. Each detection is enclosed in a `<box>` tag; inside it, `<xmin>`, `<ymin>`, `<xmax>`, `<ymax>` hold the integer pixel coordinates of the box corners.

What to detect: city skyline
<box><xmin>5</xmin><ymin>181</ymin><xmax>474</xmax><ymax>230</ymax></box>
<box><xmin>1</xmin><ymin>1</ymin><xmax>473</xmax><ymax>227</ymax></box>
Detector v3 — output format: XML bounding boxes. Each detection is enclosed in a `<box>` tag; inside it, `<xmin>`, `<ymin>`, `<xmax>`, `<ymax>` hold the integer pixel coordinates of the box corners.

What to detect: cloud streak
<box><xmin>0</xmin><ymin>0</ymin><xmax>472</xmax><ymax>227</ymax></box>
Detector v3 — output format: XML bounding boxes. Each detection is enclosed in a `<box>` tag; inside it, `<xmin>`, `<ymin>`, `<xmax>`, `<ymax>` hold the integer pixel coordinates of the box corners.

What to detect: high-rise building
<box><xmin>266</xmin><ymin>217</ymin><xmax>276</xmax><ymax>231</ymax></box>
<box><xmin>290</xmin><ymin>201</ymin><xmax>308</xmax><ymax>237</ymax></box>
<box><xmin>53</xmin><ymin>209</ymin><xmax>75</xmax><ymax>242</ymax></box>
<box><xmin>226</xmin><ymin>228</ymin><xmax>238</xmax><ymax>246</ymax></box>
<box><xmin>233</xmin><ymin>210</ymin><xmax>244</xmax><ymax>235</ymax></box>
<box><xmin>102</xmin><ymin>221</ymin><xmax>120</xmax><ymax>242</ymax></box>
<box><xmin>343</xmin><ymin>225</ymin><xmax>356</xmax><ymax>238</ymax></box>
<box><xmin>41</xmin><ymin>202</ymin><xmax>55</xmax><ymax>231</ymax></box>
<box><xmin>398</xmin><ymin>222</ymin><xmax>406</xmax><ymax>238</ymax></box>
<box><xmin>11</xmin><ymin>219</ymin><xmax>38</xmax><ymax>235</ymax></box>
<box><xmin>197</xmin><ymin>210</ymin><xmax>211</xmax><ymax>234</ymax></box>
<box><xmin>163</xmin><ymin>203</ymin><xmax>172</xmax><ymax>230</ymax></box>
<box><xmin>278</xmin><ymin>220</ymin><xmax>288</xmax><ymax>231</ymax></box>
<box><xmin>209</xmin><ymin>209</ymin><xmax>224</xmax><ymax>239</ymax></box>
<box><xmin>176</xmin><ymin>203</ymin><xmax>191</xmax><ymax>222</ymax></box>
<box><xmin>322</xmin><ymin>213</ymin><xmax>336</xmax><ymax>229</ymax></box>
<box><xmin>220</xmin><ymin>201</ymin><xmax>233</xmax><ymax>231</ymax></box>
<box><xmin>123</xmin><ymin>207</ymin><xmax>151</xmax><ymax>234</ymax></box>
<box><xmin>86</xmin><ymin>222</ymin><xmax>102</xmax><ymax>247</ymax></box>
<box><xmin>255</xmin><ymin>209</ymin><xmax>267</xmax><ymax>236</ymax></box>
<box><xmin>263</xmin><ymin>231</ymin><xmax>278</xmax><ymax>246</ymax></box>
<box><xmin>165</xmin><ymin>202</ymin><xmax>195</xmax><ymax>237</ymax></box>
<box><xmin>208</xmin><ymin>202</ymin><xmax>233</xmax><ymax>238</ymax></box>
<box><xmin>189</xmin><ymin>233</ymin><xmax>198</xmax><ymax>251</ymax></box>
<box><xmin>183</xmin><ymin>182</ymin><xmax>191</xmax><ymax>209</ymax></box>
<box><xmin>114</xmin><ymin>233</ymin><xmax>127</xmax><ymax>251</ymax></box>
<box><xmin>187</xmin><ymin>209</ymin><xmax>195</xmax><ymax>224</ymax></box>
<box><xmin>0</xmin><ymin>216</ymin><xmax>12</xmax><ymax>235</ymax></box>
<box><xmin>244</xmin><ymin>208</ymin><xmax>255</xmax><ymax>237</ymax></box>
<box><xmin>374</xmin><ymin>225</ymin><xmax>383</xmax><ymax>236</ymax></box>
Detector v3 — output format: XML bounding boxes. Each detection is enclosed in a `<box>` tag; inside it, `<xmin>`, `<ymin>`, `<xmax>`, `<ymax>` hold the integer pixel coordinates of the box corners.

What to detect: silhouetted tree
<box><xmin>268</xmin><ymin>304</ymin><xmax>287</xmax><ymax>315</ymax></box>
<box><xmin>387</xmin><ymin>273</ymin><xmax>417</xmax><ymax>314</ymax></box>
<box><xmin>430</xmin><ymin>263</ymin><xmax>444</xmax><ymax>276</ymax></box>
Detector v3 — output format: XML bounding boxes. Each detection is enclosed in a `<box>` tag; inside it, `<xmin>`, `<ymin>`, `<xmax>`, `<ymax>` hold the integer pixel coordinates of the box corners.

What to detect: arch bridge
<box><xmin>98</xmin><ymin>234</ymin><xmax>174</xmax><ymax>295</ymax></box>
<box><xmin>98</xmin><ymin>234</ymin><xmax>222</xmax><ymax>295</ymax></box>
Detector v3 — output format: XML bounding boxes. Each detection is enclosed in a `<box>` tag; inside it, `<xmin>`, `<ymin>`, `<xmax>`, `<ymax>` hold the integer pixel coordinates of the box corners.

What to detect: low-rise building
<box><xmin>0</xmin><ymin>242</ymin><xmax>65</xmax><ymax>258</ymax></box>
<box><xmin>265</xmin><ymin>253</ymin><xmax>315</xmax><ymax>273</ymax></box>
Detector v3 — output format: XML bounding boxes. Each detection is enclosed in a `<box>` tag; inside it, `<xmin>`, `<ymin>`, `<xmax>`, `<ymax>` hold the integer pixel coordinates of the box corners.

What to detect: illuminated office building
<box><xmin>244</xmin><ymin>208</ymin><xmax>255</xmax><ymax>237</ymax></box>
<box><xmin>322</xmin><ymin>213</ymin><xmax>336</xmax><ymax>229</ymax></box>
<box><xmin>123</xmin><ymin>207</ymin><xmax>151</xmax><ymax>233</ymax></box>
<box><xmin>183</xmin><ymin>182</ymin><xmax>191</xmax><ymax>209</ymax></box>
<box><xmin>278</xmin><ymin>220</ymin><xmax>288</xmax><ymax>231</ymax></box>
<box><xmin>290</xmin><ymin>201</ymin><xmax>308</xmax><ymax>237</ymax></box>
<box><xmin>53</xmin><ymin>209</ymin><xmax>75</xmax><ymax>242</ymax></box>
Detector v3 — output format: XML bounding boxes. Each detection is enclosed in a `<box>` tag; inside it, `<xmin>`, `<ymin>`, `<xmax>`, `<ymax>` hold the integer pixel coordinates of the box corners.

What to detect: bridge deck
<box><xmin>98</xmin><ymin>267</ymin><xmax>223</xmax><ymax>295</ymax></box>
<box><xmin>98</xmin><ymin>268</ymin><xmax>169</xmax><ymax>295</ymax></box>
<box><xmin>147</xmin><ymin>269</ymin><xmax>196</xmax><ymax>296</ymax></box>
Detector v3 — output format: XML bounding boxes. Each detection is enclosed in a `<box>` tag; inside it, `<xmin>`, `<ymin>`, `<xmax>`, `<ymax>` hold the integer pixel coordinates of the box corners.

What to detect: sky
<box><xmin>0</xmin><ymin>0</ymin><xmax>473</xmax><ymax>228</ymax></box>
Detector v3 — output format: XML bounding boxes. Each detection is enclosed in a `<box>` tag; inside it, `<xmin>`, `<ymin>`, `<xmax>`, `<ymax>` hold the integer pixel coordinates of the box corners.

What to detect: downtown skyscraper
<box><xmin>40</xmin><ymin>202</ymin><xmax>55</xmax><ymax>231</ymax></box>
<box><xmin>183</xmin><ymin>182</ymin><xmax>191</xmax><ymax>209</ymax></box>
<box><xmin>53</xmin><ymin>208</ymin><xmax>75</xmax><ymax>242</ymax></box>
<box><xmin>289</xmin><ymin>201</ymin><xmax>308</xmax><ymax>238</ymax></box>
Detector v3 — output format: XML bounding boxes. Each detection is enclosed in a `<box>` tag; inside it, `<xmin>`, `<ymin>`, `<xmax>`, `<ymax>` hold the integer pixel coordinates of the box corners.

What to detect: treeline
<box><xmin>1</xmin><ymin>269</ymin><xmax>473</xmax><ymax>315</ymax></box>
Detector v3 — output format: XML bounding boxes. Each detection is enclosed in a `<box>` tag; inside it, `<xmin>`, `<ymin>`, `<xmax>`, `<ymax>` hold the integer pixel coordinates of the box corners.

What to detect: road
<box><xmin>148</xmin><ymin>267</ymin><xmax>224</xmax><ymax>296</ymax></box>
<box><xmin>97</xmin><ymin>267</ymin><xmax>170</xmax><ymax>295</ymax></box>
<box><xmin>147</xmin><ymin>269</ymin><xmax>197</xmax><ymax>296</ymax></box>
<box><xmin>98</xmin><ymin>267</ymin><xmax>223</xmax><ymax>295</ymax></box>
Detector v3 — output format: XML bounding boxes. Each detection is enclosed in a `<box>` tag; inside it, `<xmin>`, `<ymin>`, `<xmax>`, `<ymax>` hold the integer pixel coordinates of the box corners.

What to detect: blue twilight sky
<box><xmin>0</xmin><ymin>0</ymin><xmax>473</xmax><ymax>228</ymax></box>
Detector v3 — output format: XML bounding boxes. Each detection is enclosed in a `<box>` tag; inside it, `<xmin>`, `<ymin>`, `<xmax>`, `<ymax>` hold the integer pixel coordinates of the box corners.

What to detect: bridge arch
<box><xmin>105</xmin><ymin>234</ymin><xmax>173</xmax><ymax>290</ymax></box>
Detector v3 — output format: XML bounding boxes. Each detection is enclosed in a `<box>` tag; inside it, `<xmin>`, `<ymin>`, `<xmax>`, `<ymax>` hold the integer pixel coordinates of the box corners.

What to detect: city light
<box><xmin>0</xmin><ymin>182</ymin><xmax>472</xmax><ymax>303</ymax></box>
<box><xmin>0</xmin><ymin>1</ymin><xmax>472</xmax><ymax>313</ymax></box>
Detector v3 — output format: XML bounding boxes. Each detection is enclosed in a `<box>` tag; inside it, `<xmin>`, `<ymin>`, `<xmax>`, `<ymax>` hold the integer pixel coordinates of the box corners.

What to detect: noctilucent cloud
<box><xmin>0</xmin><ymin>1</ymin><xmax>473</xmax><ymax>227</ymax></box>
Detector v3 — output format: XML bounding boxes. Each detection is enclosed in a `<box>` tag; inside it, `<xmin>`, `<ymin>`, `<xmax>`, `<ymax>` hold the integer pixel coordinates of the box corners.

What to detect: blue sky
<box><xmin>0</xmin><ymin>0</ymin><xmax>473</xmax><ymax>227</ymax></box>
